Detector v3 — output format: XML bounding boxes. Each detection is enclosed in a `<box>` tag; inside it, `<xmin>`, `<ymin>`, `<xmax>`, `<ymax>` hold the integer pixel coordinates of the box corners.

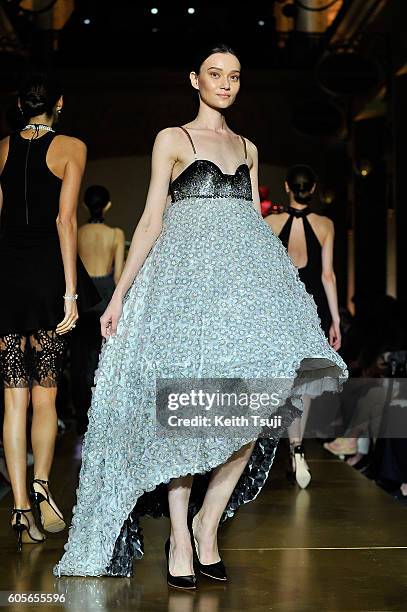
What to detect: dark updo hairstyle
<box><xmin>286</xmin><ymin>164</ymin><xmax>317</xmax><ymax>205</ymax></box>
<box><xmin>193</xmin><ymin>42</ymin><xmax>240</xmax><ymax>74</ymax></box>
<box><xmin>84</xmin><ymin>185</ymin><xmax>110</xmax><ymax>220</ymax></box>
<box><xmin>18</xmin><ymin>72</ymin><xmax>63</xmax><ymax>123</ymax></box>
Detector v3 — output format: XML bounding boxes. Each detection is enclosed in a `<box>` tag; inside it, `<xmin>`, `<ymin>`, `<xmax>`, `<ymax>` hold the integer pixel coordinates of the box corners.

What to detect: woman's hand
<box><xmin>56</xmin><ymin>299</ymin><xmax>79</xmax><ymax>335</ymax></box>
<box><xmin>100</xmin><ymin>296</ymin><xmax>123</xmax><ymax>339</ymax></box>
<box><xmin>329</xmin><ymin>320</ymin><xmax>341</xmax><ymax>351</ymax></box>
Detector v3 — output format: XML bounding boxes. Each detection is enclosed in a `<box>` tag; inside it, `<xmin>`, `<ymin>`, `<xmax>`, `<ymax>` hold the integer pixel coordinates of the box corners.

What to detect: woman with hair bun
<box><xmin>55</xmin><ymin>45</ymin><xmax>347</xmax><ymax>587</ymax></box>
<box><xmin>267</xmin><ymin>164</ymin><xmax>341</xmax><ymax>347</ymax></box>
<box><xmin>265</xmin><ymin>164</ymin><xmax>342</xmax><ymax>489</ymax></box>
<box><xmin>70</xmin><ymin>184</ymin><xmax>125</xmax><ymax>435</ymax></box>
<box><xmin>0</xmin><ymin>73</ymin><xmax>99</xmax><ymax>551</ymax></box>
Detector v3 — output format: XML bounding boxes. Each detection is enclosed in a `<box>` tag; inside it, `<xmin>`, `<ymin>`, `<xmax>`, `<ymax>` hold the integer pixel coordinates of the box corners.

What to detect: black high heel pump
<box><xmin>29</xmin><ymin>479</ymin><xmax>66</xmax><ymax>533</ymax></box>
<box><xmin>189</xmin><ymin>514</ymin><xmax>227</xmax><ymax>581</ymax></box>
<box><xmin>164</xmin><ymin>538</ymin><xmax>197</xmax><ymax>590</ymax></box>
<box><xmin>11</xmin><ymin>508</ymin><xmax>46</xmax><ymax>552</ymax></box>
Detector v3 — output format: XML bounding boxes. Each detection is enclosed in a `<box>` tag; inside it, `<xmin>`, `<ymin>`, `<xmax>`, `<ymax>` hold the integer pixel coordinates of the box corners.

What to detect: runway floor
<box><xmin>0</xmin><ymin>432</ymin><xmax>406</xmax><ymax>612</ymax></box>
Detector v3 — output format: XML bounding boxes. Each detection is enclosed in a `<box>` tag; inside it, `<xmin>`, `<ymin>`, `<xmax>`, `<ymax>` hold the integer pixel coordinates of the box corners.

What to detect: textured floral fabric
<box><xmin>54</xmin><ymin>164</ymin><xmax>348</xmax><ymax>578</ymax></box>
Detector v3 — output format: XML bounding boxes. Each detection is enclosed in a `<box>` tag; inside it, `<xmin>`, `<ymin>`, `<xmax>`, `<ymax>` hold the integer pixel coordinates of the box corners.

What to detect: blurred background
<box><xmin>0</xmin><ymin>0</ymin><xmax>406</xmax><ymax>317</ymax></box>
<box><xmin>1</xmin><ymin>5</ymin><xmax>407</xmax><ymax>589</ymax></box>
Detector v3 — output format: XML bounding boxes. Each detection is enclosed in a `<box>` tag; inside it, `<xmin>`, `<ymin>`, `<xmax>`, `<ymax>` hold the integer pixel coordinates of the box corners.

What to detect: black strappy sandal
<box><xmin>29</xmin><ymin>479</ymin><xmax>66</xmax><ymax>533</ymax></box>
<box><xmin>11</xmin><ymin>508</ymin><xmax>46</xmax><ymax>552</ymax></box>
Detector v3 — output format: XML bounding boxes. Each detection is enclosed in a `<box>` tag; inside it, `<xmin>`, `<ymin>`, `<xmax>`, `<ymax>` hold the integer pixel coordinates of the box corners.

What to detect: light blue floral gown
<box><xmin>54</xmin><ymin>127</ymin><xmax>348</xmax><ymax>578</ymax></box>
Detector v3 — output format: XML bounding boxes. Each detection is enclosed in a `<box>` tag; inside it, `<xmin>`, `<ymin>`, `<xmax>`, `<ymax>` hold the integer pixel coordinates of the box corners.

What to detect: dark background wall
<box><xmin>2</xmin><ymin>0</ymin><xmax>406</xmax><ymax>313</ymax></box>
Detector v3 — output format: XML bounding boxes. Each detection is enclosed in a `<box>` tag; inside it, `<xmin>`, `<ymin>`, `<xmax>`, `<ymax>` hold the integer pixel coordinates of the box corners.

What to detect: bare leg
<box><xmin>167</xmin><ymin>440</ymin><xmax>256</xmax><ymax>572</ymax></box>
<box><xmin>31</xmin><ymin>385</ymin><xmax>63</xmax><ymax>518</ymax></box>
<box><xmin>286</xmin><ymin>395</ymin><xmax>312</xmax><ymax>488</ymax></box>
<box><xmin>287</xmin><ymin>394</ymin><xmax>311</xmax><ymax>446</ymax></box>
<box><xmin>193</xmin><ymin>440</ymin><xmax>256</xmax><ymax>564</ymax></box>
<box><xmin>3</xmin><ymin>387</ymin><xmax>43</xmax><ymax>539</ymax></box>
<box><xmin>4</xmin><ymin>388</ymin><xmax>30</xmax><ymax>506</ymax></box>
<box><xmin>167</xmin><ymin>475</ymin><xmax>194</xmax><ymax>576</ymax></box>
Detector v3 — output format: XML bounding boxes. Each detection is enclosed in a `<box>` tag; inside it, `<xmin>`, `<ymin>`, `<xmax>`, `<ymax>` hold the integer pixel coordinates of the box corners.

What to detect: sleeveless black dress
<box><xmin>278</xmin><ymin>205</ymin><xmax>332</xmax><ymax>337</ymax></box>
<box><xmin>0</xmin><ymin>131</ymin><xmax>100</xmax><ymax>335</ymax></box>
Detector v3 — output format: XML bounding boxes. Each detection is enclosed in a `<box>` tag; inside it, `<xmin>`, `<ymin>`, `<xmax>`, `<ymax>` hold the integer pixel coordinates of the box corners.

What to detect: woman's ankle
<box><xmin>13</xmin><ymin>496</ymin><xmax>31</xmax><ymax>509</ymax></box>
<box><xmin>193</xmin><ymin>509</ymin><xmax>220</xmax><ymax>535</ymax></box>
<box><xmin>170</xmin><ymin>528</ymin><xmax>191</xmax><ymax>546</ymax></box>
<box><xmin>33</xmin><ymin>474</ymin><xmax>49</xmax><ymax>482</ymax></box>
<box><xmin>11</xmin><ymin>502</ymin><xmax>31</xmax><ymax>525</ymax></box>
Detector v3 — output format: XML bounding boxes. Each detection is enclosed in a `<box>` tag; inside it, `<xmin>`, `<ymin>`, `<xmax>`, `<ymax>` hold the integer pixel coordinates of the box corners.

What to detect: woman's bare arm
<box><xmin>321</xmin><ymin>221</ymin><xmax>340</xmax><ymax>322</ymax></box>
<box><xmin>113</xmin><ymin>227</ymin><xmax>125</xmax><ymax>285</ymax></box>
<box><xmin>55</xmin><ymin>136</ymin><xmax>87</xmax><ymax>334</ymax></box>
<box><xmin>101</xmin><ymin>128</ymin><xmax>177</xmax><ymax>337</ymax></box>
<box><xmin>321</xmin><ymin>220</ymin><xmax>341</xmax><ymax>349</ymax></box>
<box><xmin>110</xmin><ymin>128</ymin><xmax>176</xmax><ymax>301</ymax></box>
<box><xmin>246</xmin><ymin>139</ymin><xmax>261</xmax><ymax>214</ymax></box>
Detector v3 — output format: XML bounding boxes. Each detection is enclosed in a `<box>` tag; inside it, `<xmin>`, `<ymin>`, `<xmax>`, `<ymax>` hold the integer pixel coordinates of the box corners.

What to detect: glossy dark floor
<box><xmin>1</xmin><ymin>434</ymin><xmax>406</xmax><ymax>612</ymax></box>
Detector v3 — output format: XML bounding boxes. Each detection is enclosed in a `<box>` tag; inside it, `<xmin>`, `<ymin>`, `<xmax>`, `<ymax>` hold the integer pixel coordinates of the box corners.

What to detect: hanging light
<box><xmin>354</xmin><ymin>159</ymin><xmax>373</xmax><ymax>178</ymax></box>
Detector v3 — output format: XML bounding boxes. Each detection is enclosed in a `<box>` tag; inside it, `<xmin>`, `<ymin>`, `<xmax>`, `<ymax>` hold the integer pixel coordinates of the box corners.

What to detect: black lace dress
<box><xmin>0</xmin><ymin>131</ymin><xmax>100</xmax><ymax>387</ymax></box>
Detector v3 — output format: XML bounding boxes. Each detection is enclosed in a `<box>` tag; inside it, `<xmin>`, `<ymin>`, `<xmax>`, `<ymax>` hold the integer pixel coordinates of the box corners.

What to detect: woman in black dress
<box><xmin>0</xmin><ymin>73</ymin><xmax>99</xmax><ymax>550</ymax></box>
<box><xmin>71</xmin><ymin>185</ymin><xmax>125</xmax><ymax>434</ymax></box>
<box><xmin>265</xmin><ymin>165</ymin><xmax>342</xmax><ymax>489</ymax></box>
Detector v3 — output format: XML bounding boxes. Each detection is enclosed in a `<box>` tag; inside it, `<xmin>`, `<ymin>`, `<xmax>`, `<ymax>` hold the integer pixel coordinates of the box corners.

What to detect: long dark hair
<box><xmin>193</xmin><ymin>43</ymin><xmax>239</xmax><ymax>74</ymax></box>
<box><xmin>18</xmin><ymin>72</ymin><xmax>63</xmax><ymax>123</ymax></box>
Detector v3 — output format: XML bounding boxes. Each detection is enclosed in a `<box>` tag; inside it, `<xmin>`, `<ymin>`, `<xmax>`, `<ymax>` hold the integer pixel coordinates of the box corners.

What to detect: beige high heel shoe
<box><xmin>323</xmin><ymin>438</ymin><xmax>357</xmax><ymax>459</ymax></box>
<box><xmin>288</xmin><ymin>443</ymin><xmax>311</xmax><ymax>489</ymax></box>
<box><xmin>29</xmin><ymin>479</ymin><xmax>66</xmax><ymax>533</ymax></box>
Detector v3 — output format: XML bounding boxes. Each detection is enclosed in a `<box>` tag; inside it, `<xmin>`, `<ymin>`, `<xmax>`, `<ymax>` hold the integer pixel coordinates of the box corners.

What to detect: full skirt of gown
<box><xmin>53</xmin><ymin>195</ymin><xmax>348</xmax><ymax>577</ymax></box>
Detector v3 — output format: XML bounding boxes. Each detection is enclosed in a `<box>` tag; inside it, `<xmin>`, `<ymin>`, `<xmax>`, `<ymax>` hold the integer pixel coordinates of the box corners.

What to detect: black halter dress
<box><xmin>278</xmin><ymin>205</ymin><xmax>332</xmax><ymax>337</ymax></box>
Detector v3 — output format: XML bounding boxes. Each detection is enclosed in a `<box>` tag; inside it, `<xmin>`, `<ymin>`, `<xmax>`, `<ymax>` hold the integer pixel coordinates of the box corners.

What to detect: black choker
<box><xmin>88</xmin><ymin>218</ymin><xmax>105</xmax><ymax>224</ymax></box>
<box><xmin>287</xmin><ymin>206</ymin><xmax>311</xmax><ymax>218</ymax></box>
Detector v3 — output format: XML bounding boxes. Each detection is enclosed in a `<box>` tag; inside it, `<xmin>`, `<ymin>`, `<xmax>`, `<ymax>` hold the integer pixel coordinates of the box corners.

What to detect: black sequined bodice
<box><xmin>169</xmin><ymin>159</ymin><xmax>252</xmax><ymax>203</ymax></box>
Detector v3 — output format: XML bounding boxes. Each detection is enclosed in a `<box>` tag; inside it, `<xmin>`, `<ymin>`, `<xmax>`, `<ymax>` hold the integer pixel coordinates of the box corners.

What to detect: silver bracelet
<box><xmin>63</xmin><ymin>294</ymin><xmax>78</xmax><ymax>301</ymax></box>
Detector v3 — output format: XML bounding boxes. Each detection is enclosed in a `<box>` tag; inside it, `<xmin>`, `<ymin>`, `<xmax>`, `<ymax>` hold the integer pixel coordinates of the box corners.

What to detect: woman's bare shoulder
<box><xmin>50</xmin><ymin>136</ymin><xmax>87</xmax><ymax>173</ymax></box>
<box><xmin>154</xmin><ymin>126</ymin><xmax>186</xmax><ymax>148</ymax></box>
<box><xmin>152</xmin><ymin>127</ymin><xmax>188</xmax><ymax>164</ymax></box>
<box><xmin>310</xmin><ymin>212</ymin><xmax>334</xmax><ymax>230</ymax></box>
<box><xmin>238</xmin><ymin>135</ymin><xmax>256</xmax><ymax>154</ymax></box>
<box><xmin>113</xmin><ymin>227</ymin><xmax>125</xmax><ymax>239</ymax></box>
<box><xmin>242</xmin><ymin>137</ymin><xmax>258</xmax><ymax>169</ymax></box>
<box><xmin>265</xmin><ymin>211</ymin><xmax>289</xmax><ymax>226</ymax></box>
<box><xmin>242</xmin><ymin>136</ymin><xmax>257</xmax><ymax>149</ymax></box>
<box><xmin>53</xmin><ymin>134</ymin><xmax>87</xmax><ymax>153</ymax></box>
<box><xmin>276</xmin><ymin>211</ymin><xmax>289</xmax><ymax>218</ymax></box>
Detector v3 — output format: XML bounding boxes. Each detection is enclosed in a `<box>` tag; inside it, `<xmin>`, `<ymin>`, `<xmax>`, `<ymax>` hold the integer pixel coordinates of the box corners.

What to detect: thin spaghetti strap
<box><xmin>179</xmin><ymin>126</ymin><xmax>197</xmax><ymax>158</ymax></box>
<box><xmin>239</xmin><ymin>135</ymin><xmax>247</xmax><ymax>160</ymax></box>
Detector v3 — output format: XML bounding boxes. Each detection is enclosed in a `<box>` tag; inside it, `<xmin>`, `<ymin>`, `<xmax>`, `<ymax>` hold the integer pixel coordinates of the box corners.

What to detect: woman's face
<box><xmin>190</xmin><ymin>52</ymin><xmax>241</xmax><ymax>110</ymax></box>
